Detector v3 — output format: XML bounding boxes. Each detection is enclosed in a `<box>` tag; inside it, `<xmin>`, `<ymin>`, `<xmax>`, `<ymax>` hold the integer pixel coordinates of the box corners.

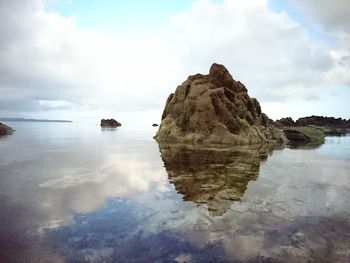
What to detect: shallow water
<box><xmin>0</xmin><ymin>122</ymin><xmax>349</xmax><ymax>262</ymax></box>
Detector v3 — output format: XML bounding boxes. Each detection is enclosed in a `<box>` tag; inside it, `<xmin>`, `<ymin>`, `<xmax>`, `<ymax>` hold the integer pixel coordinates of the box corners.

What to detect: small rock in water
<box><xmin>100</xmin><ymin>119</ymin><xmax>121</xmax><ymax>128</ymax></box>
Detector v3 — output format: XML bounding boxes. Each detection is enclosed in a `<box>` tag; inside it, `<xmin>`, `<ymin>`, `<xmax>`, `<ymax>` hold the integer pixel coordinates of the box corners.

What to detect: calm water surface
<box><xmin>0</xmin><ymin>122</ymin><xmax>349</xmax><ymax>262</ymax></box>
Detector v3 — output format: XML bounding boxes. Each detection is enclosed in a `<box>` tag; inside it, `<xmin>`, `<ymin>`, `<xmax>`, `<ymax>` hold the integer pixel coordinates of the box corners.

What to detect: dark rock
<box><xmin>100</xmin><ymin>119</ymin><xmax>121</xmax><ymax>128</ymax></box>
<box><xmin>155</xmin><ymin>63</ymin><xmax>286</xmax><ymax>145</ymax></box>
<box><xmin>284</xmin><ymin>130</ymin><xmax>311</xmax><ymax>146</ymax></box>
<box><xmin>295</xmin><ymin>115</ymin><xmax>349</xmax><ymax>128</ymax></box>
<box><xmin>0</xmin><ymin>123</ymin><xmax>14</xmax><ymax>137</ymax></box>
<box><xmin>275</xmin><ymin>117</ymin><xmax>295</xmax><ymax>127</ymax></box>
<box><xmin>152</xmin><ymin>123</ymin><xmax>159</xmax><ymax>127</ymax></box>
<box><xmin>283</xmin><ymin>126</ymin><xmax>325</xmax><ymax>148</ymax></box>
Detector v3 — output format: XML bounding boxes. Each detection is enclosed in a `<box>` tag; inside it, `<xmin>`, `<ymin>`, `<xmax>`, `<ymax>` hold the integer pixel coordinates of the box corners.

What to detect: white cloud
<box><xmin>0</xmin><ymin>0</ymin><xmax>181</xmax><ymax>119</ymax></box>
<box><xmin>290</xmin><ymin>0</ymin><xmax>350</xmax><ymax>88</ymax></box>
<box><xmin>0</xmin><ymin>0</ymin><xmax>349</xmax><ymax>120</ymax></box>
<box><xmin>290</xmin><ymin>0</ymin><xmax>350</xmax><ymax>33</ymax></box>
<box><xmin>171</xmin><ymin>0</ymin><xmax>336</xmax><ymax>103</ymax></box>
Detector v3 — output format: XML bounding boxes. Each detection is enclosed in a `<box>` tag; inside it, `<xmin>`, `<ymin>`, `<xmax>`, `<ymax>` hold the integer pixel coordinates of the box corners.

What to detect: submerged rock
<box><xmin>155</xmin><ymin>63</ymin><xmax>285</xmax><ymax>145</ymax></box>
<box><xmin>159</xmin><ymin>142</ymin><xmax>283</xmax><ymax>216</ymax></box>
<box><xmin>0</xmin><ymin>123</ymin><xmax>14</xmax><ymax>137</ymax></box>
<box><xmin>100</xmin><ymin>119</ymin><xmax>121</xmax><ymax>128</ymax></box>
<box><xmin>284</xmin><ymin>130</ymin><xmax>311</xmax><ymax>145</ymax></box>
<box><xmin>284</xmin><ymin>126</ymin><xmax>325</xmax><ymax>148</ymax></box>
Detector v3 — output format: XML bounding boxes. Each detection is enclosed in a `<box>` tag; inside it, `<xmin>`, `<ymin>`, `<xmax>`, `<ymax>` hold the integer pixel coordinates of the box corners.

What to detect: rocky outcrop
<box><xmin>284</xmin><ymin>130</ymin><xmax>311</xmax><ymax>146</ymax></box>
<box><xmin>276</xmin><ymin>115</ymin><xmax>350</xmax><ymax>129</ymax></box>
<box><xmin>275</xmin><ymin>117</ymin><xmax>295</xmax><ymax>127</ymax></box>
<box><xmin>295</xmin><ymin>115</ymin><xmax>348</xmax><ymax>128</ymax></box>
<box><xmin>100</xmin><ymin>119</ymin><xmax>121</xmax><ymax>128</ymax></box>
<box><xmin>284</xmin><ymin>126</ymin><xmax>325</xmax><ymax>148</ymax></box>
<box><xmin>0</xmin><ymin>123</ymin><xmax>14</xmax><ymax>137</ymax></box>
<box><xmin>155</xmin><ymin>63</ymin><xmax>285</xmax><ymax>145</ymax></box>
<box><xmin>158</xmin><ymin>143</ymin><xmax>283</xmax><ymax>216</ymax></box>
<box><xmin>275</xmin><ymin>115</ymin><xmax>349</xmax><ymax>142</ymax></box>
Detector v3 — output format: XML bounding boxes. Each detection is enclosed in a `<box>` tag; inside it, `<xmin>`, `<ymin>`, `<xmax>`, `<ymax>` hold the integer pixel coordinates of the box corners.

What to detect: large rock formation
<box><xmin>0</xmin><ymin>123</ymin><xmax>14</xmax><ymax>137</ymax></box>
<box><xmin>100</xmin><ymin>119</ymin><xmax>121</xmax><ymax>128</ymax></box>
<box><xmin>155</xmin><ymin>63</ymin><xmax>285</xmax><ymax>145</ymax></box>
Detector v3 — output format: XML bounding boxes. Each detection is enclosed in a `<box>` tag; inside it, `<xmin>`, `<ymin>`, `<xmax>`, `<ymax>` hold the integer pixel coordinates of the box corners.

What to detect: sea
<box><xmin>0</xmin><ymin>121</ymin><xmax>349</xmax><ymax>262</ymax></box>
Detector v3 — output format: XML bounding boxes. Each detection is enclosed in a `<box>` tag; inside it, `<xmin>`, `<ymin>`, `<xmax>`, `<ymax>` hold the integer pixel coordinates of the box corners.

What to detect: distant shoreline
<box><xmin>0</xmin><ymin>118</ymin><xmax>73</xmax><ymax>123</ymax></box>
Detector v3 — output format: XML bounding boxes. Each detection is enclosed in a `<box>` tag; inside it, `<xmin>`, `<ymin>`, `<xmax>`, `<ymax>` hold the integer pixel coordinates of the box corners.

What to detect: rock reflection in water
<box><xmin>158</xmin><ymin>143</ymin><xmax>283</xmax><ymax>216</ymax></box>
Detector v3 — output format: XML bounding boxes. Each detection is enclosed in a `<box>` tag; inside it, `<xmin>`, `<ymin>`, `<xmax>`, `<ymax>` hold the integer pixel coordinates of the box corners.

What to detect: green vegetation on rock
<box><xmin>284</xmin><ymin>125</ymin><xmax>325</xmax><ymax>148</ymax></box>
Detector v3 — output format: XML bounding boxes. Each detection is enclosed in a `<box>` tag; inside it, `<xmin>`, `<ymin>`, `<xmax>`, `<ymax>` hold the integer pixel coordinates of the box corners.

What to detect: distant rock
<box><xmin>152</xmin><ymin>123</ymin><xmax>159</xmax><ymax>127</ymax></box>
<box><xmin>284</xmin><ymin>130</ymin><xmax>311</xmax><ymax>146</ymax></box>
<box><xmin>100</xmin><ymin>119</ymin><xmax>121</xmax><ymax>128</ymax></box>
<box><xmin>275</xmin><ymin>117</ymin><xmax>295</xmax><ymax>127</ymax></box>
<box><xmin>276</xmin><ymin>115</ymin><xmax>349</xmax><ymax>142</ymax></box>
<box><xmin>276</xmin><ymin>115</ymin><xmax>350</xmax><ymax>129</ymax></box>
<box><xmin>295</xmin><ymin>115</ymin><xmax>348</xmax><ymax>128</ymax></box>
<box><xmin>0</xmin><ymin>123</ymin><xmax>14</xmax><ymax>137</ymax></box>
<box><xmin>155</xmin><ymin>63</ymin><xmax>285</xmax><ymax>145</ymax></box>
<box><xmin>0</xmin><ymin>118</ymin><xmax>72</xmax><ymax>123</ymax></box>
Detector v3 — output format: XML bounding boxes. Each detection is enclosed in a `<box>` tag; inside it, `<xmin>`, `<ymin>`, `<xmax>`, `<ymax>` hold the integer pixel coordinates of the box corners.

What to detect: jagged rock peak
<box><xmin>155</xmin><ymin>63</ymin><xmax>285</xmax><ymax>145</ymax></box>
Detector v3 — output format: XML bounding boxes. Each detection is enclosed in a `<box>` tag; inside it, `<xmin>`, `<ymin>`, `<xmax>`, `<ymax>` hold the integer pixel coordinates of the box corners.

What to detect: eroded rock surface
<box><xmin>155</xmin><ymin>63</ymin><xmax>285</xmax><ymax>145</ymax></box>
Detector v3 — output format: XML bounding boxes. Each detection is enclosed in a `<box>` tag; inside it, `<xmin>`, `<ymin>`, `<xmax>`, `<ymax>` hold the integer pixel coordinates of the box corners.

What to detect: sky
<box><xmin>0</xmin><ymin>0</ymin><xmax>350</xmax><ymax>123</ymax></box>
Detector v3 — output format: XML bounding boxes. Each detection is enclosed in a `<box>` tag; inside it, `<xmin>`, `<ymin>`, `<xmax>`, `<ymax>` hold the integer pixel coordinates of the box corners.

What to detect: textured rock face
<box><xmin>100</xmin><ymin>119</ymin><xmax>121</xmax><ymax>127</ymax></box>
<box><xmin>155</xmin><ymin>63</ymin><xmax>285</xmax><ymax>145</ymax></box>
<box><xmin>0</xmin><ymin>123</ymin><xmax>14</xmax><ymax>136</ymax></box>
<box><xmin>159</xmin><ymin>143</ymin><xmax>282</xmax><ymax>216</ymax></box>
